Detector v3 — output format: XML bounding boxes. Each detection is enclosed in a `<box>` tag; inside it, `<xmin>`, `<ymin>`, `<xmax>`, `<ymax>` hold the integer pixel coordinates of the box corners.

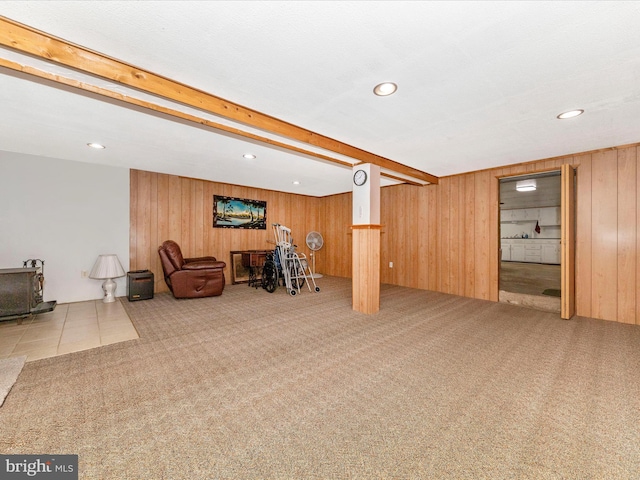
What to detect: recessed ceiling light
<box><xmin>243</xmin><ymin>153</ymin><xmax>256</xmax><ymax>159</ymax></box>
<box><xmin>373</xmin><ymin>82</ymin><xmax>398</xmax><ymax>96</ymax></box>
<box><xmin>87</xmin><ymin>142</ymin><xmax>105</xmax><ymax>149</ymax></box>
<box><xmin>292</xmin><ymin>181</ymin><xmax>300</xmax><ymax>185</ymax></box>
<box><xmin>556</xmin><ymin>109</ymin><xmax>584</xmax><ymax>119</ymax></box>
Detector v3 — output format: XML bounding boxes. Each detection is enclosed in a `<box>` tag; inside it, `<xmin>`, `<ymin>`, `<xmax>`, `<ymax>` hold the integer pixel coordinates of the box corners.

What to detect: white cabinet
<box><xmin>501</xmin><ymin>209</ymin><xmax>520</xmax><ymax>221</ymax></box>
<box><xmin>541</xmin><ymin>242</ymin><xmax>561</xmax><ymax>264</ymax></box>
<box><xmin>501</xmin><ymin>210</ymin><xmax>516</xmax><ymax>222</ymax></box>
<box><xmin>511</xmin><ymin>244</ymin><xmax>525</xmax><ymax>262</ymax></box>
<box><xmin>500</xmin><ymin>208</ymin><xmax>541</xmax><ymax>222</ymax></box>
<box><xmin>502</xmin><ymin>239</ymin><xmax>560</xmax><ymax>264</ymax></box>
<box><xmin>525</xmin><ymin>208</ymin><xmax>540</xmax><ymax>221</ymax></box>
<box><xmin>501</xmin><ymin>207</ymin><xmax>560</xmax><ymax>225</ymax></box>
<box><xmin>524</xmin><ymin>243</ymin><xmax>542</xmax><ymax>263</ymax></box>
<box><xmin>539</xmin><ymin>207</ymin><xmax>561</xmax><ymax>226</ymax></box>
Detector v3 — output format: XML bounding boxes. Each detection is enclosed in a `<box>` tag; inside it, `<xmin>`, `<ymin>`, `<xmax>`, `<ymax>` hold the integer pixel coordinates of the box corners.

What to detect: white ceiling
<box><xmin>1</xmin><ymin>1</ymin><xmax>640</xmax><ymax>196</ymax></box>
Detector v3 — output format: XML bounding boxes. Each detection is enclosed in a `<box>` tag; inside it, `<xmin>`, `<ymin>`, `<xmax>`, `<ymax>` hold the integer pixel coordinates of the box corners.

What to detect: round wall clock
<box><xmin>353</xmin><ymin>169</ymin><xmax>367</xmax><ymax>186</ymax></box>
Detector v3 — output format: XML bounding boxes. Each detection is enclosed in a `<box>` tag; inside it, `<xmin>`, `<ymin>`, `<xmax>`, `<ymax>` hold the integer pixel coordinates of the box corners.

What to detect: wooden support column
<box><xmin>352</xmin><ymin>164</ymin><xmax>381</xmax><ymax>314</ymax></box>
<box><xmin>352</xmin><ymin>225</ymin><xmax>381</xmax><ymax>314</ymax></box>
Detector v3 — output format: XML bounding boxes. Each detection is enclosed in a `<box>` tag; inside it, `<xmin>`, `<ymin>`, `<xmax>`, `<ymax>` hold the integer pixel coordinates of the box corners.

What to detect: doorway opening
<box><xmin>499</xmin><ymin>171</ymin><xmax>561</xmax><ymax>312</ymax></box>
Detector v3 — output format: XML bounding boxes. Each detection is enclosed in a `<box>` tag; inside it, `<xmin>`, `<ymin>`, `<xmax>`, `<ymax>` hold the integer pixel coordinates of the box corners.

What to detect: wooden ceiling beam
<box><xmin>0</xmin><ymin>56</ymin><xmax>421</xmax><ymax>186</ymax></box>
<box><xmin>0</xmin><ymin>57</ymin><xmax>356</xmax><ymax>166</ymax></box>
<box><xmin>380</xmin><ymin>172</ymin><xmax>425</xmax><ymax>186</ymax></box>
<box><xmin>0</xmin><ymin>16</ymin><xmax>439</xmax><ymax>185</ymax></box>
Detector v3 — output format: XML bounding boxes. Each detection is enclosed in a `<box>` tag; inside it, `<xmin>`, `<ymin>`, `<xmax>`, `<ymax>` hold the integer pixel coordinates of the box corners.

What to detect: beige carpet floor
<box><xmin>1</xmin><ymin>277</ymin><xmax>639</xmax><ymax>479</ymax></box>
<box><xmin>0</xmin><ymin>355</ymin><xmax>26</xmax><ymax>407</ymax></box>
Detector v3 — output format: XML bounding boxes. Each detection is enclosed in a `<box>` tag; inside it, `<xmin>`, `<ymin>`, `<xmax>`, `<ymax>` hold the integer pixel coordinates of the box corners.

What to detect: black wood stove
<box><xmin>0</xmin><ymin>259</ymin><xmax>57</xmax><ymax>323</ymax></box>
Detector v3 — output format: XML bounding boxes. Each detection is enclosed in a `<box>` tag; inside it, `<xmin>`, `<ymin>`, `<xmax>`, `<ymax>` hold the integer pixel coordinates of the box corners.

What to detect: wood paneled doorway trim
<box><xmin>497</xmin><ymin>167</ymin><xmax>575</xmax><ymax>318</ymax></box>
<box><xmin>560</xmin><ymin>164</ymin><xmax>576</xmax><ymax>319</ymax></box>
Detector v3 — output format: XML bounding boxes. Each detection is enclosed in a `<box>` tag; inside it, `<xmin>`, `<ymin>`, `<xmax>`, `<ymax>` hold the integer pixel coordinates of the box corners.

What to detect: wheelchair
<box><xmin>261</xmin><ymin>224</ymin><xmax>320</xmax><ymax>296</ymax></box>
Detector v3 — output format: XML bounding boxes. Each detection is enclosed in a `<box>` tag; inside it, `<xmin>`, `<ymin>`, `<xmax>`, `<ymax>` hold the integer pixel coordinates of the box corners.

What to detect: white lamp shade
<box><xmin>89</xmin><ymin>254</ymin><xmax>125</xmax><ymax>279</ymax></box>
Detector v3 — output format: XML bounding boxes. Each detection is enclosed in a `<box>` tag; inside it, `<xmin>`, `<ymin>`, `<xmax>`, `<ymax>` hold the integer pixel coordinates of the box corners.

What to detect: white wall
<box><xmin>0</xmin><ymin>151</ymin><xmax>129</xmax><ymax>303</ymax></box>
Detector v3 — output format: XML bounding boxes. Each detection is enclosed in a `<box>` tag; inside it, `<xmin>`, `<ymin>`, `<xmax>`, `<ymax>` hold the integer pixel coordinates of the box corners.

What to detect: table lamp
<box><xmin>89</xmin><ymin>254</ymin><xmax>126</xmax><ymax>303</ymax></box>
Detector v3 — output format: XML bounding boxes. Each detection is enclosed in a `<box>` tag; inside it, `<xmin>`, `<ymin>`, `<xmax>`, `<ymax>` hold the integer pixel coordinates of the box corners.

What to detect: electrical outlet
<box><xmin>81</xmin><ymin>270</ymin><xmax>88</xmax><ymax>278</ymax></box>
<box><xmin>389</xmin><ymin>262</ymin><xmax>393</xmax><ymax>268</ymax></box>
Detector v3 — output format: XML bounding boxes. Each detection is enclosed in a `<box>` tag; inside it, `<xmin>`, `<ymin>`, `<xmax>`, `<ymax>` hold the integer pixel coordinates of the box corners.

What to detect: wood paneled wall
<box><xmin>316</xmin><ymin>192</ymin><xmax>352</xmax><ymax>278</ymax></box>
<box><xmin>130</xmin><ymin>143</ymin><xmax>639</xmax><ymax>325</ymax></box>
<box><xmin>318</xmin><ymin>144</ymin><xmax>640</xmax><ymax>325</ymax></box>
<box><xmin>130</xmin><ymin>170</ymin><xmax>321</xmax><ymax>293</ymax></box>
<box><xmin>575</xmin><ymin>147</ymin><xmax>639</xmax><ymax>324</ymax></box>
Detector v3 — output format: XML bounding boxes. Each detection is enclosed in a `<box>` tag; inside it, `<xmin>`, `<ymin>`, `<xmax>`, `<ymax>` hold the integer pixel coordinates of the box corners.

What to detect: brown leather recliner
<box><xmin>158</xmin><ymin>240</ymin><xmax>226</xmax><ymax>298</ymax></box>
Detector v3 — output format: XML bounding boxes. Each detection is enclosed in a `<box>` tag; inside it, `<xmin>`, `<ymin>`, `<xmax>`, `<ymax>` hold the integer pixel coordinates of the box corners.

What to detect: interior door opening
<box><xmin>498</xmin><ymin>171</ymin><xmax>562</xmax><ymax>312</ymax></box>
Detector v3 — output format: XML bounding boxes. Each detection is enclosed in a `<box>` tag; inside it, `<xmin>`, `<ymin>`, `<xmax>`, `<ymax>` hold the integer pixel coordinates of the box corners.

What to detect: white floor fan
<box><xmin>305</xmin><ymin>231</ymin><xmax>324</xmax><ymax>278</ymax></box>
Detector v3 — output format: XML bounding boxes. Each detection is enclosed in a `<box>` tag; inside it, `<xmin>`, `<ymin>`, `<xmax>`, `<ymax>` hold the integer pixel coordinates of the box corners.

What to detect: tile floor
<box><xmin>0</xmin><ymin>299</ymin><xmax>139</xmax><ymax>362</ymax></box>
<box><xmin>499</xmin><ymin>261</ymin><xmax>562</xmax><ymax>313</ymax></box>
<box><xmin>499</xmin><ymin>261</ymin><xmax>561</xmax><ymax>296</ymax></box>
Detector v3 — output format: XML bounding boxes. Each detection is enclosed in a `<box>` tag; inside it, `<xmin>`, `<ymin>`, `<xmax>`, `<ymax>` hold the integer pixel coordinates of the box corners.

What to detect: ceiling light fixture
<box><xmin>87</xmin><ymin>142</ymin><xmax>106</xmax><ymax>149</ymax></box>
<box><xmin>556</xmin><ymin>109</ymin><xmax>584</xmax><ymax>119</ymax></box>
<box><xmin>292</xmin><ymin>181</ymin><xmax>300</xmax><ymax>185</ymax></box>
<box><xmin>243</xmin><ymin>153</ymin><xmax>256</xmax><ymax>159</ymax></box>
<box><xmin>373</xmin><ymin>82</ymin><xmax>398</xmax><ymax>96</ymax></box>
<box><xmin>516</xmin><ymin>179</ymin><xmax>537</xmax><ymax>192</ymax></box>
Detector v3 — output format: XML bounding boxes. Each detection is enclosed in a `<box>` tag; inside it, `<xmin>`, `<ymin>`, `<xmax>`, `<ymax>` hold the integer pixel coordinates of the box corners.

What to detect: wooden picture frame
<box><xmin>214</xmin><ymin>195</ymin><xmax>267</xmax><ymax>229</ymax></box>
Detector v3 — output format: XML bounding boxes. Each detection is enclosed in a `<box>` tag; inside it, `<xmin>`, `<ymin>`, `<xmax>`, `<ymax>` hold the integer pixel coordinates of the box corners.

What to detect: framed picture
<box><xmin>213</xmin><ymin>195</ymin><xmax>267</xmax><ymax>229</ymax></box>
<box><xmin>230</xmin><ymin>251</ymin><xmax>251</xmax><ymax>284</ymax></box>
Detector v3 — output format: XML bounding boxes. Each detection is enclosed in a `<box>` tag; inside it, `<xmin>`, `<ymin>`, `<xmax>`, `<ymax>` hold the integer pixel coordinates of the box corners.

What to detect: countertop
<box><xmin>501</xmin><ymin>238</ymin><xmax>560</xmax><ymax>241</ymax></box>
